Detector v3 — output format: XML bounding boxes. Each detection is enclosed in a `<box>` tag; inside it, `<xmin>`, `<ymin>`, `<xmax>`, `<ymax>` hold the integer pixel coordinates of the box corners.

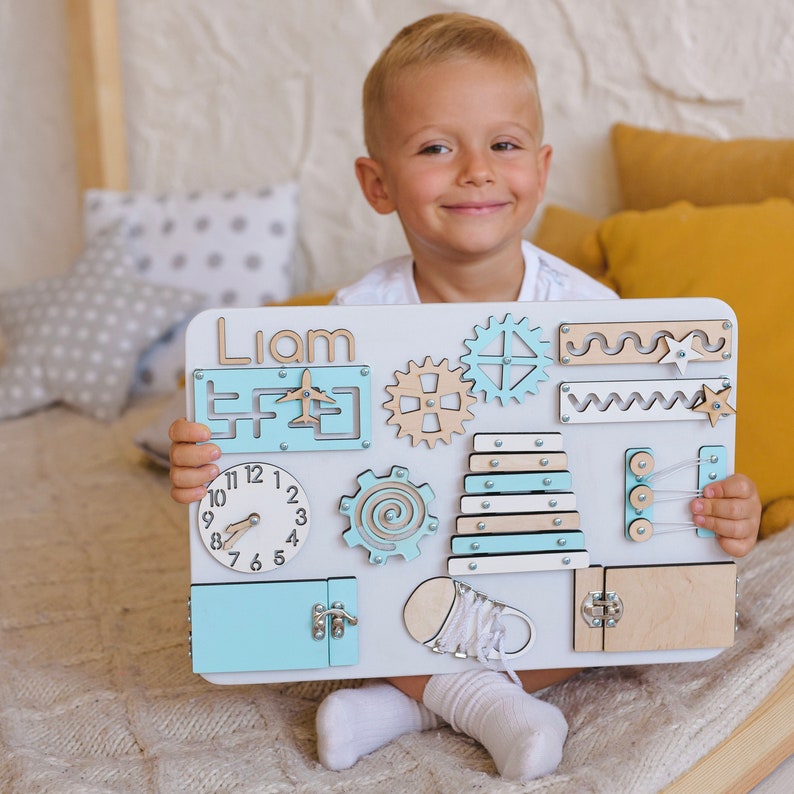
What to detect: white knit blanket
<box><xmin>1</xmin><ymin>398</ymin><xmax>791</xmax><ymax>793</ymax></box>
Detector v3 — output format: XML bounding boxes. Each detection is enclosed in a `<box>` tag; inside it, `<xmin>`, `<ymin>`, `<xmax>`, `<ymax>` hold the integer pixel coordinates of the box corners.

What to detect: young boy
<box><xmin>170</xmin><ymin>13</ymin><xmax>762</xmax><ymax>781</ymax></box>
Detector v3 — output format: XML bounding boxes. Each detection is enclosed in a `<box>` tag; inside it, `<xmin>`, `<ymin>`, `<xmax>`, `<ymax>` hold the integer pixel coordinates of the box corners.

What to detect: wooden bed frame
<box><xmin>63</xmin><ymin>2</ymin><xmax>793</xmax><ymax>790</ymax></box>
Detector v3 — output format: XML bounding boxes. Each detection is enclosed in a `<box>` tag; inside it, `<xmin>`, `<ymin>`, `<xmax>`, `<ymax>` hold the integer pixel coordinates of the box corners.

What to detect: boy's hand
<box><xmin>690</xmin><ymin>473</ymin><xmax>761</xmax><ymax>557</ymax></box>
<box><xmin>168</xmin><ymin>418</ymin><xmax>221</xmax><ymax>504</ymax></box>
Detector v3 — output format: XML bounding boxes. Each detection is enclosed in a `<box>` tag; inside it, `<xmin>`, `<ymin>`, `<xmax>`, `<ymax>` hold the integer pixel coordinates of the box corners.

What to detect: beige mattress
<box><xmin>1</xmin><ymin>396</ymin><xmax>791</xmax><ymax>793</ymax></box>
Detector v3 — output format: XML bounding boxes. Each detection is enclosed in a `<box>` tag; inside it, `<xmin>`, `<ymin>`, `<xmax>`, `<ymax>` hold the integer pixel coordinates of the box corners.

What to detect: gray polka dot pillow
<box><xmin>0</xmin><ymin>222</ymin><xmax>204</xmax><ymax>422</ymax></box>
<box><xmin>83</xmin><ymin>184</ymin><xmax>299</xmax><ymax>394</ymax></box>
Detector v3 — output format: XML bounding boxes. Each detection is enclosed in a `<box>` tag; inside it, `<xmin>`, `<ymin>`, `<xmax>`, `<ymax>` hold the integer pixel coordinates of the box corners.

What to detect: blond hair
<box><xmin>362</xmin><ymin>13</ymin><xmax>544</xmax><ymax>157</ymax></box>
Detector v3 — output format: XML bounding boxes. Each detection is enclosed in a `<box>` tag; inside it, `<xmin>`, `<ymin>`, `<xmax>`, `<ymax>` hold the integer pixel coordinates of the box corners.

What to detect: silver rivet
<box><xmin>279</xmin><ymin>369</ymin><xmax>287</xmax><ymax>378</ymax></box>
<box><xmin>544</xmin><ymin>478</ymin><xmax>552</xmax><ymax>486</ymax></box>
<box><xmin>494</xmin><ymin>439</ymin><xmax>503</xmax><ymax>448</ymax></box>
<box><xmin>471</xmin><ymin>542</ymin><xmax>480</xmax><ymax>551</ymax></box>
<box><xmin>557</xmin><ymin>538</ymin><xmax>567</xmax><ymax>546</ymax></box>
<box><xmin>722</xmin><ymin>352</ymin><xmax>731</xmax><ymax>360</ymax></box>
<box><xmin>562</xmin><ymin>415</ymin><xmax>570</xmax><ymax>423</ymax></box>
<box><xmin>606</xmin><ymin>618</ymin><xmax>616</xmax><ymax>628</ymax></box>
<box><xmin>709</xmin><ymin>472</ymin><xmax>718</xmax><ymax>480</ymax></box>
<box><xmin>362</xmin><ymin>440</ymin><xmax>371</xmax><ymax>448</ymax></box>
<box><xmin>503</xmin><ymin>356</ymin><xmax>512</xmax><ymax>364</ymax></box>
<box><xmin>485</xmin><ymin>480</ymin><xmax>494</xmax><ymax>489</ymax></box>
<box><xmin>280</xmin><ymin>442</ymin><xmax>288</xmax><ymax>451</ymax></box>
<box><xmin>194</xmin><ymin>370</ymin><xmax>204</xmax><ymax>380</ymax></box>
<box><xmin>360</xmin><ymin>367</ymin><xmax>369</xmax><ymax>376</ymax></box>
<box><xmin>428</xmin><ymin>522</ymin><xmax>438</xmax><ymax>532</ymax></box>
<box><xmin>340</xmin><ymin>502</ymin><xmax>350</xmax><ymax>512</ymax></box>
<box><xmin>562</xmin><ymin>356</ymin><xmax>571</xmax><ymax>364</ymax></box>
<box><xmin>540</xmin><ymin>458</ymin><xmax>549</xmax><ymax>467</ymax></box>
<box><xmin>723</xmin><ymin>321</ymin><xmax>732</xmax><ymax>330</ymax></box>
<box><xmin>592</xmin><ymin>618</ymin><xmax>603</xmax><ymax>628</ymax></box>
<box><xmin>395</xmin><ymin>469</ymin><xmax>405</xmax><ymax>477</ymax></box>
<box><xmin>553</xmin><ymin>518</ymin><xmax>562</xmax><ymax>527</ymax></box>
<box><xmin>469</xmin><ymin>562</ymin><xmax>478</xmax><ymax>571</ymax></box>
<box><xmin>373</xmin><ymin>556</ymin><xmax>383</xmax><ymax>564</ymax></box>
<box><xmin>562</xmin><ymin>556</ymin><xmax>571</xmax><ymax>565</ymax></box>
<box><xmin>477</xmin><ymin>522</ymin><xmax>486</xmax><ymax>531</ymax></box>
<box><xmin>535</xmin><ymin>439</ymin><xmax>544</xmax><ymax>447</ymax></box>
<box><xmin>490</xmin><ymin>459</ymin><xmax>499</xmax><ymax>468</ymax></box>
<box><xmin>549</xmin><ymin>499</ymin><xmax>558</xmax><ymax>508</ymax></box>
<box><xmin>561</xmin><ymin>384</ymin><xmax>570</xmax><ymax>393</ymax></box>
<box><xmin>482</xmin><ymin>501</ymin><xmax>491</xmax><ymax>509</ymax></box>
<box><xmin>561</xmin><ymin>325</ymin><xmax>570</xmax><ymax>334</ymax></box>
<box><xmin>426</xmin><ymin>398</ymin><xmax>436</xmax><ymax>407</ymax></box>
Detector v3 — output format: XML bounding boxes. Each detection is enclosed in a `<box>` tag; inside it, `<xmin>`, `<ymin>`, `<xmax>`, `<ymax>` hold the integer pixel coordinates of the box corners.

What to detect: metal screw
<box><xmin>469</xmin><ymin>562</ymin><xmax>478</xmax><ymax>571</ymax></box>
<box><xmin>279</xmin><ymin>369</ymin><xmax>287</xmax><ymax>378</ymax></box>
<box><xmin>194</xmin><ymin>370</ymin><xmax>204</xmax><ymax>380</ymax></box>
<box><xmin>280</xmin><ymin>442</ymin><xmax>288</xmax><ymax>451</ymax></box>
<box><xmin>535</xmin><ymin>438</ymin><xmax>544</xmax><ymax>448</ymax></box>
<box><xmin>562</xmin><ymin>415</ymin><xmax>570</xmax><ymax>423</ymax></box>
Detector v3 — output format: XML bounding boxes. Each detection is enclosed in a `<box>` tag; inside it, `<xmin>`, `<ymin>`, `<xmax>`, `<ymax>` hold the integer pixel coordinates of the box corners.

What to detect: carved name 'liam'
<box><xmin>216</xmin><ymin>317</ymin><xmax>355</xmax><ymax>366</ymax></box>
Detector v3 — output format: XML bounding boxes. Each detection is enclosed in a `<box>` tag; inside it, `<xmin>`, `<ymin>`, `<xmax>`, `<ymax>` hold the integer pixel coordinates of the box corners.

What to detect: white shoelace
<box><xmin>431</xmin><ymin>583</ymin><xmax>521</xmax><ymax>685</ymax></box>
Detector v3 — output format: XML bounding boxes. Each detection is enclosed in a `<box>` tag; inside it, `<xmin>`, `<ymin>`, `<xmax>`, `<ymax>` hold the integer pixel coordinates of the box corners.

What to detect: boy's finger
<box><xmin>170</xmin><ymin>441</ymin><xmax>220</xmax><ymax>468</ymax></box>
<box><xmin>169</xmin><ymin>418</ymin><xmax>213</xmax><ymax>443</ymax></box>
<box><xmin>170</xmin><ymin>463</ymin><xmax>219</xmax><ymax>490</ymax></box>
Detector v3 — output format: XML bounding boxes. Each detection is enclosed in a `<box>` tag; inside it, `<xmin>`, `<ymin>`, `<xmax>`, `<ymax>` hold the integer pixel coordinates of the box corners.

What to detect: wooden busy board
<box><xmin>185</xmin><ymin>298</ymin><xmax>739</xmax><ymax>684</ymax></box>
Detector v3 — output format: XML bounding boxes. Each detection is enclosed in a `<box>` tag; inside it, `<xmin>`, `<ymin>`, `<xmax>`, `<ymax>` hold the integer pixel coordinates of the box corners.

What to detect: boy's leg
<box><xmin>421</xmin><ymin>669</ymin><xmax>572</xmax><ymax>781</ymax></box>
<box><xmin>316</xmin><ymin>680</ymin><xmax>441</xmax><ymax>771</ymax></box>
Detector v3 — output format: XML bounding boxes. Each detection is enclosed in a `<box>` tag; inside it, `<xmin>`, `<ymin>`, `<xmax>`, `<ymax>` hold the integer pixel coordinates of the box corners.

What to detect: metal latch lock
<box><xmin>581</xmin><ymin>590</ymin><xmax>623</xmax><ymax>628</ymax></box>
<box><xmin>312</xmin><ymin>602</ymin><xmax>358</xmax><ymax>641</ymax></box>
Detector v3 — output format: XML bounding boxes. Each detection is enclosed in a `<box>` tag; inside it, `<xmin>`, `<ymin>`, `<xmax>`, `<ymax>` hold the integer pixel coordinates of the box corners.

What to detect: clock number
<box><xmin>286</xmin><ymin>485</ymin><xmax>299</xmax><ymax>504</ymax></box>
<box><xmin>209</xmin><ymin>532</ymin><xmax>223</xmax><ymax>551</ymax></box>
<box><xmin>250</xmin><ymin>554</ymin><xmax>263</xmax><ymax>572</ymax></box>
<box><xmin>295</xmin><ymin>507</ymin><xmax>307</xmax><ymax>526</ymax></box>
<box><xmin>273</xmin><ymin>469</ymin><xmax>281</xmax><ymax>489</ymax></box>
<box><xmin>227</xmin><ymin>550</ymin><xmax>240</xmax><ymax>567</ymax></box>
<box><xmin>208</xmin><ymin>488</ymin><xmax>226</xmax><ymax>508</ymax></box>
<box><xmin>273</xmin><ymin>550</ymin><xmax>286</xmax><ymax>566</ymax></box>
<box><xmin>245</xmin><ymin>464</ymin><xmax>263</xmax><ymax>484</ymax></box>
<box><xmin>224</xmin><ymin>469</ymin><xmax>238</xmax><ymax>490</ymax></box>
<box><xmin>285</xmin><ymin>529</ymin><xmax>299</xmax><ymax>547</ymax></box>
<box><xmin>202</xmin><ymin>510</ymin><xmax>214</xmax><ymax>529</ymax></box>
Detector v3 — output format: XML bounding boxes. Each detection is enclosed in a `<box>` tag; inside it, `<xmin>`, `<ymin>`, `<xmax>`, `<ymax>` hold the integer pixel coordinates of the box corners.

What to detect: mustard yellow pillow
<box><xmin>599</xmin><ymin>199</ymin><xmax>794</xmax><ymax>507</ymax></box>
<box><xmin>269</xmin><ymin>289</ymin><xmax>336</xmax><ymax>306</ymax></box>
<box><xmin>532</xmin><ymin>204</ymin><xmax>609</xmax><ymax>283</ymax></box>
<box><xmin>611</xmin><ymin>123</ymin><xmax>794</xmax><ymax>210</ymax></box>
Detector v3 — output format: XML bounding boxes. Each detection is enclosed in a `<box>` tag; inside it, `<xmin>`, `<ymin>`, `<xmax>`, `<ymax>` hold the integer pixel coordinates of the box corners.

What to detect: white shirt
<box><xmin>332</xmin><ymin>240</ymin><xmax>617</xmax><ymax>305</ymax></box>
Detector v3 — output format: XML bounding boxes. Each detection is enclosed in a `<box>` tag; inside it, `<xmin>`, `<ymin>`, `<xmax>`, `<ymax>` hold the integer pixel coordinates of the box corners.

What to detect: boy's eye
<box><xmin>492</xmin><ymin>141</ymin><xmax>519</xmax><ymax>151</ymax></box>
<box><xmin>420</xmin><ymin>144</ymin><xmax>451</xmax><ymax>155</ymax></box>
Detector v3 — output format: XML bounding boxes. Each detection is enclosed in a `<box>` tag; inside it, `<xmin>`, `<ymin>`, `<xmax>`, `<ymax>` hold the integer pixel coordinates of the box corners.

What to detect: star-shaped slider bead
<box><xmin>660</xmin><ymin>332</ymin><xmax>704</xmax><ymax>375</ymax></box>
<box><xmin>692</xmin><ymin>384</ymin><xmax>737</xmax><ymax>427</ymax></box>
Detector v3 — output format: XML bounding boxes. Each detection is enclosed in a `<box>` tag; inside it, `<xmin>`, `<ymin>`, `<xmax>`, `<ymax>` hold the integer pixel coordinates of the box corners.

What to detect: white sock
<box><xmin>423</xmin><ymin>669</ymin><xmax>568</xmax><ymax>781</ymax></box>
<box><xmin>316</xmin><ymin>681</ymin><xmax>441</xmax><ymax>770</ymax></box>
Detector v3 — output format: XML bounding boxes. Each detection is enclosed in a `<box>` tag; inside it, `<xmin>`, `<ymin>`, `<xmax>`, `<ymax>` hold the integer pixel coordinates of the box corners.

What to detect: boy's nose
<box><xmin>458</xmin><ymin>151</ymin><xmax>494</xmax><ymax>186</ymax></box>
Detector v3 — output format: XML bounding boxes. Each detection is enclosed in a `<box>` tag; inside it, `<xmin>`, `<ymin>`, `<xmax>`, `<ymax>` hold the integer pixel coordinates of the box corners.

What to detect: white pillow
<box><xmin>83</xmin><ymin>184</ymin><xmax>299</xmax><ymax>393</ymax></box>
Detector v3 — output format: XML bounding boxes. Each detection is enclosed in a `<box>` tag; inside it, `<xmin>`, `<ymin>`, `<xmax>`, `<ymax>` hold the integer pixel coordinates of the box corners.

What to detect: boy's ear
<box><xmin>355</xmin><ymin>157</ymin><xmax>396</xmax><ymax>214</ymax></box>
<box><xmin>536</xmin><ymin>144</ymin><xmax>553</xmax><ymax>200</ymax></box>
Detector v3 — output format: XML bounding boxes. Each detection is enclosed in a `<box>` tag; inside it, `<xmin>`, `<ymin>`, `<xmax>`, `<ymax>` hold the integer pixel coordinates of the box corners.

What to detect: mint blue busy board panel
<box><xmin>185</xmin><ymin>299</ymin><xmax>740</xmax><ymax>685</ymax></box>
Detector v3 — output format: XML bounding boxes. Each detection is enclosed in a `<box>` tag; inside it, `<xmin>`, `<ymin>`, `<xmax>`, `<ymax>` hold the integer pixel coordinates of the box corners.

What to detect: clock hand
<box><xmin>222</xmin><ymin>513</ymin><xmax>261</xmax><ymax>550</ymax></box>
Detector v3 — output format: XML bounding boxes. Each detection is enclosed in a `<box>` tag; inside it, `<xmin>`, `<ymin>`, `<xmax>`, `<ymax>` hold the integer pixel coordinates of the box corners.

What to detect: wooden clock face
<box><xmin>197</xmin><ymin>463</ymin><xmax>310</xmax><ymax>572</ymax></box>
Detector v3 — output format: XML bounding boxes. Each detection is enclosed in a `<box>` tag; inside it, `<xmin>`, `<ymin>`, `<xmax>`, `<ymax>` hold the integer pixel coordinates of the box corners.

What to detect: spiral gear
<box><xmin>339</xmin><ymin>466</ymin><xmax>439</xmax><ymax>565</ymax></box>
<box><xmin>384</xmin><ymin>357</ymin><xmax>476</xmax><ymax>448</ymax></box>
<box><xmin>461</xmin><ymin>314</ymin><xmax>552</xmax><ymax>404</ymax></box>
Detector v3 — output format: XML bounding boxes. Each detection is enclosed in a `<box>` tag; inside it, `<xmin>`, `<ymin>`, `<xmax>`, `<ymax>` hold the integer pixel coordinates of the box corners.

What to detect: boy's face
<box><xmin>358</xmin><ymin>58</ymin><xmax>551</xmax><ymax>269</ymax></box>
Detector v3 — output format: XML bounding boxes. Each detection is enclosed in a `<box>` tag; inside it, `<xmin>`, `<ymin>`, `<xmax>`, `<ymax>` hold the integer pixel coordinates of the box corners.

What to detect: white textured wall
<box><xmin>3</xmin><ymin>0</ymin><xmax>794</xmax><ymax>292</ymax></box>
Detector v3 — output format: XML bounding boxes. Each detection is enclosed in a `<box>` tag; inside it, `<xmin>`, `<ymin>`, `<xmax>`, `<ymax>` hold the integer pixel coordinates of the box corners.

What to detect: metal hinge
<box><xmin>581</xmin><ymin>590</ymin><xmax>623</xmax><ymax>628</ymax></box>
<box><xmin>312</xmin><ymin>601</ymin><xmax>358</xmax><ymax>641</ymax></box>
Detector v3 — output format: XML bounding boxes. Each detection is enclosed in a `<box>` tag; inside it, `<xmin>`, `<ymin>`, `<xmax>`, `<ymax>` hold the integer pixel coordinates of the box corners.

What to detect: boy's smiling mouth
<box><xmin>442</xmin><ymin>200</ymin><xmax>509</xmax><ymax>215</ymax></box>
